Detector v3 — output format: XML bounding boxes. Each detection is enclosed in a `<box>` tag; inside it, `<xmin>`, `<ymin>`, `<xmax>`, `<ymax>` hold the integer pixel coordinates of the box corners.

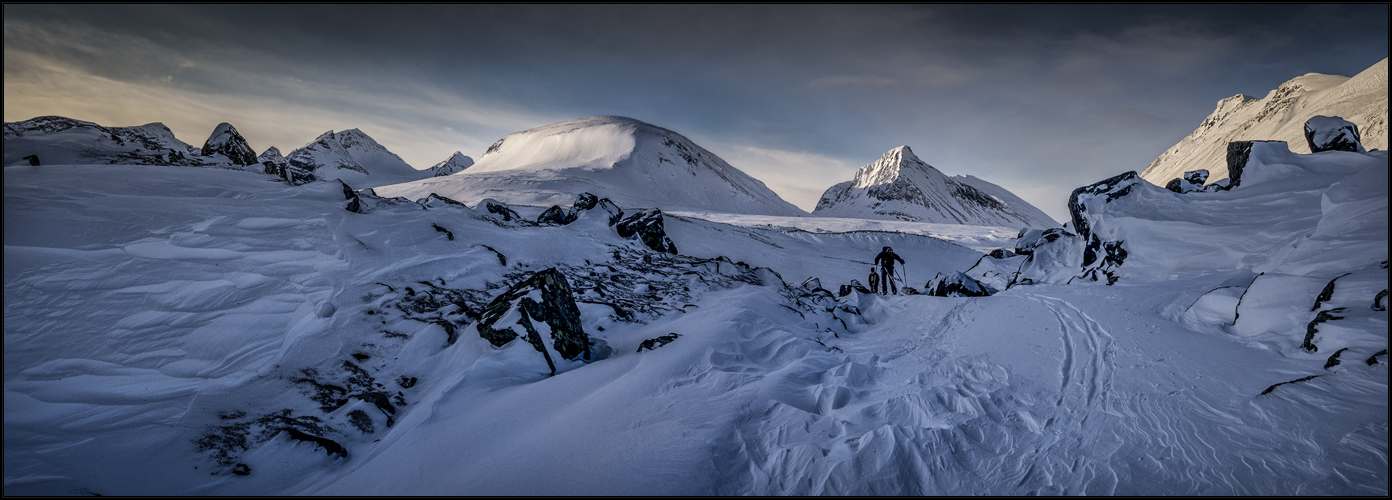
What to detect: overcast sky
<box><xmin>4</xmin><ymin>4</ymin><xmax>1388</xmax><ymax>221</ymax></box>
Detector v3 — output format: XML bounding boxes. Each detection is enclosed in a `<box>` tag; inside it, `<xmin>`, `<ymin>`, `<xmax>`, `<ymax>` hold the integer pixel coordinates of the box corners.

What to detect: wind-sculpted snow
<box><xmin>4</xmin><ymin>133</ymin><xmax>1386</xmax><ymax>495</ymax></box>
<box><xmin>372</xmin><ymin>116</ymin><xmax>804</xmax><ymax>216</ymax></box>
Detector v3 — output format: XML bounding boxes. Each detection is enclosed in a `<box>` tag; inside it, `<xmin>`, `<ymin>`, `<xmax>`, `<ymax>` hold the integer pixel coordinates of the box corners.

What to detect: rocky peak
<box><xmin>201</xmin><ymin>123</ymin><xmax>257</xmax><ymax>166</ymax></box>
<box><xmin>852</xmin><ymin>146</ymin><xmax>930</xmax><ymax>189</ymax></box>
<box><xmin>429</xmin><ymin>152</ymin><xmax>475</xmax><ymax>177</ymax></box>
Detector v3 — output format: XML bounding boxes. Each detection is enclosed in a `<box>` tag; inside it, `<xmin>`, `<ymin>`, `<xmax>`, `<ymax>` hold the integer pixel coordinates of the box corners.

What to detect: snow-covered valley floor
<box><xmin>4</xmin><ymin>160</ymin><xmax>1387</xmax><ymax>495</ymax></box>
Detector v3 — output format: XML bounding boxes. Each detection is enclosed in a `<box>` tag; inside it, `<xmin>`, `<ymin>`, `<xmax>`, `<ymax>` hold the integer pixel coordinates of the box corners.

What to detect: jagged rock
<box><xmin>1068</xmin><ymin>171</ymin><xmax>1141</xmax><ymax>240</ymax></box>
<box><xmin>484</xmin><ymin>200</ymin><xmax>523</xmax><ymax>222</ymax></box>
<box><xmin>1324</xmin><ymin>347</ymin><xmax>1349</xmax><ymax>369</ymax></box>
<box><xmin>232</xmin><ymin>463</ymin><xmax>251</xmax><ymax>475</ymax></box>
<box><xmin>1375</xmin><ymin>289</ymin><xmax>1388</xmax><ymax>311</ymax></box>
<box><xmin>22</xmin><ymin>154</ymin><xmax>39</xmax><ymax>166</ymax></box>
<box><xmin>924</xmin><ymin>272</ymin><xmax>995</xmax><ymax>297</ymax></box>
<box><xmin>1302</xmin><ymin>308</ymin><xmax>1345</xmax><ymax>352</ymax></box>
<box><xmin>1304</xmin><ymin>115</ymin><xmax>1365</xmax><ymax>153</ymax></box>
<box><xmin>431</xmin><ymin>223</ymin><xmax>454</xmax><ymax>240</ymax></box>
<box><xmin>537</xmin><ymin>205</ymin><xmax>574</xmax><ymax>225</ymax></box>
<box><xmin>636</xmin><ymin>333</ymin><xmax>680</xmax><ymax>352</ymax></box>
<box><xmin>1368</xmin><ymin>349</ymin><xmax>1388</xmax><ymax>365</ymax></box>
<box><xmin>1312</xmin><ymin>273</ymin><xmax>1351</xmax><ymax>311</ymax></box>
<box><xmin>615</xmin><ymin>209</ymin><xmax>678</xmax><ymax>254</ymax></box>
<box><xmin>1165</xmin><ymin>169</ymin><xmax>1209</xmax><ymax>193</ymax></box>
<box><xmin>839</xmin><ymin>280</ymin><xmax>872</xmax><ymax>297</ymax></box>
<box><xmin>339</xmin><ymin>180</ymin><xmax>364</xmax><ymax>213</ymax></box>
<box><xmin>595</xmin><ymin>198</ymin><xmax>624</xmax><ymax>226</ymax></box>
<box><xmin>282</xmin><ymin>428</ymin><xmax>347</xmax><ymax>459</ymax></box>
<box><xmin>474</xmin><ymin>268</ymin><xmax>595</xmax><ymax>375</ymax></box>
<box><xmin>1015</xmin><ymin>227</ymin><xmax>1074</xmax><ymax>255</ymax></box>
<box><xmin>987</xmin><ymin>248</ymin><xmax>1013</xmax><ymax>259</ymax></box>
<box><xmin>201</xmin><ymin>123</ymin><xmax>258</xmax><ymax>166</ymax></box>
<box><xmin>573</xmin><ymin>192</ymin><xmax>600</xmax><ymax>211</ymax></box>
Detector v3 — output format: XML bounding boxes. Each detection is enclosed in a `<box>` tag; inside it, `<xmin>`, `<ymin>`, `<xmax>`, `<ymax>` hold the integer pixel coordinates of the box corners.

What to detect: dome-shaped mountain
<box><xmin>374</xmin><ymin>116</ymin><xmax>804</xmax><ymax>216</ymax></box>
<box><xmin>283</xmin><ymin>129</ymin><xmax>427</xmax><ymax>187</ymax></box>
<box><xmin>813</xmin><ymin>146</ymin><xmax>1057</xmax><ymax>228</ymax></box>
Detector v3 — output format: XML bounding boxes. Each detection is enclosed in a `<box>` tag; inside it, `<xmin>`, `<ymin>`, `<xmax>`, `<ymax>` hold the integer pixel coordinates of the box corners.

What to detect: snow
<box><xmin>1140</xmin><ymin>58</ymin><xmax>1387</xmax><ymax>186</ymax></box>
<box><xmin>427</xmin><ymin>151</ymin><xmax>474</xmax><ymax>177</ymax></box>
<box><xmin>283</xmin><ymin>129</ymin><xmax>429</xmax><ymax>187</ymax></box>
<box><xmin>814</xmin><ymin>146</ymin><xmax>1058</xmax><ymax>228</ymax></box>
<box><xmin>4</xmin><ymin>117</ymin><xmax>1387</xmax><ymax>495</ymax></box>
<box><xmin>372</xmin><ymin>116</ymin><xmax>806</xmax><ymax>217</ymax></box>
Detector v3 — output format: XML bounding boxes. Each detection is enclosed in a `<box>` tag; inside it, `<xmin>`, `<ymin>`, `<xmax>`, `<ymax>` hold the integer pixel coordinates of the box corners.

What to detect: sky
<box><xmin>4</xmin><ymin>4</ymin><xmax>1388</xmax><ymax>222</ymax></box>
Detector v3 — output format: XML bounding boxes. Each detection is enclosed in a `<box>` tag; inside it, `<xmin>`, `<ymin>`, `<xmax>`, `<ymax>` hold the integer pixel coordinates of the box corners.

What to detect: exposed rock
<box><xmin>431</xmin><ymin>223</ymin><xmax>454</xmax><ymax>240</ymax></box>
<box><xmin>1259</xmin><ymin>374</ymin><xmax>1321</xmax><ymax>396</ymax></box>
<box><xmin>201</xmin><ymin>123</ymin><xmax>258</xmax><ymax>166</ymax></box>
<box><xmin>615</xmin><ymin>209</ymin><xmax>678</xmax><ymax>254</ymax></box>
<box><xmin>537</xmin><ymin>205</ymin><xmax>574</xmax><ymax>225</ymax></box>
<box><xmin>474</xmin><ymin>268</ymin><xmax>594</xmax><ymax>375</ymax></box>
<box><xmin>1068</xmin><ymin>171</ymin><xmax>1141</xmax><ymax>240</ymax></box>
<box><xmin>427</xmin><ymin>151</ymin><xmax>474</xmax><ymax>176</ymax></box>
<box><xmin>1014</xmin><ymin>227</ymin><xmax>1074</xmax><ymax>256</ymax></box>
<box><xmin>339</xmin><ymin>180</ymin><xmax>364</xmax><ymax>213</ymax></box>
<box><xmin>1368</xmin><ymin>349</ymin><xmax>1388</xmax><ymax>365</ymax></box>
<box><xmin>1323</xmin><ymin>347</ymin><xmax>1349</xmax><ymax>369</ymax></box>
<box><xmin>1224</xmin><ymin>140</ymin><xmax>1286</xmax><ymax>189</ymax></box>
<box><xmin>594</xmin><ymin>198</ymin><xmax>625</xmax><ymax>226</ymax></box>
<box><xmin>924</xmin><ymin>272</ymin><xmax>995</xmax><ymax>297</ymax></box>
<box><xmin>232</xmin><ymin>463</ymin><xmax>251</xmax><ymax>476</ymax></box>
<box><xmin>485</xmin><ymin>200</ymin><xmax>523</xmax><ymax>222</ymax></box>
<box><xmin>1165</xmin><ymin>169</ymin><xmax>1209</xmax><ymax>193</ymax></box>
<box><xmin>1302</xmin><ymin>308</ymin><xmax>1345</xmax><ymax>352</ymax></box>
<box><xmin>282</xmin><ymin>428</ymin><xmax>348</xmax><ymax>459</ymax></box>
<box><xmin>1375</xmin><ymin>289</ymin><xmax>1388</xmax><ymax>311</ymax></box>
<box><xmin>22</xmin><ymin>154</ymin><xmax>39</xmax><ymax>166</ymax></box>
<box><xmin>573</xmin><ymin>192</ymin><xmax>600</xmax><ymax>211</ymax></box>
<box><xmin>987</xmin><ymin>248</ymin><xmax>1013</xmax><ymax>259</ymax></box>
<box><xmin>1304</xmin><ymin>115</ymin><xmax>1365</xmax><ymax>153</ymax></box>
<box><xmin>636</xmin><ymin>333</ymin><xmax>680</xmax><ymax>352</ymax></box>
<box><xmin>1312</xmin><ymin>273</ymin><xmax>1351</xmax><ymax>311</ymax></box>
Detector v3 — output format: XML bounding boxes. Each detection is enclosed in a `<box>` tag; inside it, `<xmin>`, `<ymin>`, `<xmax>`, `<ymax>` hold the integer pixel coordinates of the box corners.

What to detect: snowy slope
<box><xmin>284</xmin><ymin>129</ymin><xmax>428</xmax><ymax>187</ymax></box>
<box><xmin>373</xmin><ymin>116</ymin><xmax>805</xmax><ymax>216</ymax></box>
<box><xmin>1140</xmin><ymin>58</ymin><xmax>1388</xmax><ymax>186</ymax></box>
<box><xmin>426</xmin><ymin>151</ymin><xmax>474</xmax><ymax>177</ymax></box>
<box><xmin>4</xmin><ymin>116</ymin><xmax>210</xmax><ymax>167</ymax></box>
<box><xmin>813</xmin><ymin>146</ymin><xmax>1057</xmax><ymax>228</ymax></box>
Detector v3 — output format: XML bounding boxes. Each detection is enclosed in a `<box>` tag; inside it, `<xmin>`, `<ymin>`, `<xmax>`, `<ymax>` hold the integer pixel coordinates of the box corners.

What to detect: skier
<box><xmin>868</xmin><ymin>267</ymin><xmax>880</xmax><ymax>294</ymax></box>
<box><xmin>875</xmin><ymin>246</ymin><xmax>905</xmax><ymax>295</ymax></box>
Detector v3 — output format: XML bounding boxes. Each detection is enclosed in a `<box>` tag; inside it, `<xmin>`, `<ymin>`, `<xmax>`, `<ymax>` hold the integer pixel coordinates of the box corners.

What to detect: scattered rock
<box><xmin>1312</xmin><ymin>273</ymin><xmax>1351</xmax><ymax>311</ymax></box>
<box><xmin>537</xmin><ymin>205</ymin><xmax>574</xmax><ymax>225</ymax></box>
<box><xmin>1165</xmin><ymin>169</ymin><xmax>1209</xmax><ymax>193</ymax></box>
<box><xmin>22</xmin><ymin>154</ymin><xmax>39</xmax><ymax>166</ymax></box>
<box><xmin>1302</xmin><ymin>307</ymin><xmax>1345</xmax><ymax>352</ymax></box>
<box><xmin>636</xmin><ymin>333</ymin><xmax>680</xmax><ymax>352</ymax></box>
<box><xmin>1374</xmin><ymin>289</ymin><xmax>1388</xmax><ymax>311</ymax></box>
<box><xmin>1303</xmin><ymin>115</ymin><xmax>1365</xmax><ymax>153</ymax></box>
<box><xmin>1368</xmin><ymin>349</ymin><xmax>1388</xmax><ymax>365</ymax></box>
<box><xmin>1259</xmin><ymin>374</ymin><xmax>1321</xmax><ymax>396</ymax></box>
<box><xmin>396</xmin><ymin>376</ymin><xmax>416</xmax><ymax>388</ymax></box>
<box><xmin>475</xmin><ymin>268</ymin><xmax>594</xmax><ymax>374</ymax></box>
<box><xmin>1324</xmin><ymin>347</ymin><xmax>1349</xmax><ymax>369</ymax></box>
<box><xmin>485</xmin><ymin>200</ymin><xmax>523</xmax><ymax>222</ymax></box>
<box><xmin>987</xmin><ymin>248</ymin><xmax>1013</xmax><ymax>259</ymax></box>
<box><xmin>231</xmin><ymin>463</ymin><xmax>251</xmax><ymax>476</ymax></box>
<box><xmin>432</xmin><ymin>223</ymin><xmax>454</xmax><ymax>240</ymax></box>
<box><xmin>615</xmin><ymin>209</ymin><xmax>678</xmax><ymax>254</ymax></box>
<box><xmin>283</xmin><ymin>428</ymin><xmax>348</xmax><ymax>459</ymax></box>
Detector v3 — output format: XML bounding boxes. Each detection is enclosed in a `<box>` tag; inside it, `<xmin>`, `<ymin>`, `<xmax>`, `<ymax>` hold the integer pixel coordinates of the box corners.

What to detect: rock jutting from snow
<box><xmin>924</xmin><ymin>272</ymin><xmax>995</xmax><ymax>297</ymax></box>
<box><xmin>1225</xmin><ymin>140</ymin><xmax>1289</xmax><ymax>189</ymax></box>
<box><xmin>473</xmin><ymin>268</ymin><xmax>594</xmax><ymax>375</ymax></box>
<box><xmin>201</xmin><ymin>123</ymin><xmax>258</xmax><ymax>166</ymax></box>
<box><xmin>1304</xmin><ymin>115</ymin><xmax>1366</xmax><ymax>153</ymax></box>
<box><xmin>428</xmin><ymin>152</ymin><xmax>474</xmax><ymax>177</ymax></box>
<box><xmin>3</xmin><ymin>115</ymin><xmax>207</xmax><ymax>167</ymax></box>
<box><xmin>1165</xmin><ymin>169</ymin><xmax>1210</xmax><ymax>193</ymax></box>
<box><xmin>813</xmin><ymin>146</ymin><xmax>1057</xmax><ymax>228</ymax></box>
<box><xmin>615</xmin><ymin>209</ymin><xmax>678</xmax><ymax>254</ymax></box>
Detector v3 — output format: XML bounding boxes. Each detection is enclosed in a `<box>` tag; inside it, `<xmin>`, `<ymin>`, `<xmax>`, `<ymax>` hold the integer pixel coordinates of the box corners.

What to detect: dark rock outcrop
<box><xmin>22</xmin><ymin>154</ymin><xmax>39</xmax><ymax>166</ymax></box>
<box><xmin>1224</xmin><ymin>140</ymin><xmax>1286</xmax><ymax>189</ymax></box>
<box><xmin>1303</xmin><ymin>115</ymin><xmax>1365</xmax><ymax>153</ymax></box>
<box><xmin>474</xmin><ymin>268</ymin><xmax>594</xmax><ymax>375</ymax></box>
<box><xmin>537</xmin><ymin>205</ymin><xmax>574</xmax><ymax>225</ymax></box>
<box><xmin>636</xmin><ymin>333</ymin><xmax>680</xmax><ymax>352</ymax></box>
<box><xmin>339</xmin><ymin>180</ymin><xmax>364</xmax><ymax>213</ymax></box>
<box><xmin>1067</xmin><ymin>171</ymin><xmax>1140</xmax><ymax>240</ymax></box>
<box><xmin>615</xmin><ymin>209</ymin><xmax>678</xmax><ymax>254</ymax></box>
<box><xmin>485</xmin><ymin>200</ymin><xmax>523</xmax><ymax>222</ymax></box>
<box><xmin>1302</xmin><ymin>308</ymin><xmax>1345</xmax><ymax>352</ymax></box>
<box><xmin>924</xmin><ymin>272</ymin><xmax>995</xmax><ymax>297</ymax></box>
<box><xmin>201</xmin><ymin>123</ymin><xmax>258</xmax><ymax>166</ymax></box>
<box><xmin>1165</xmin><ymin>169</ymin><xmax>1209</xmax><ymax>193</ymax></box>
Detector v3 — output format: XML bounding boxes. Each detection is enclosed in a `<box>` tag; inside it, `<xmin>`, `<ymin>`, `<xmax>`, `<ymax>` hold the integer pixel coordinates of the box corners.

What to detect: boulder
<box><xmin>1165</xmin><ymin>169</ymin><xmax>1209</xmax><ymax>193</ymax></box>
<box><xmin>474</xmin><ymin>268</ymin><xmax>594</xmax><ymax>375</ymax></box>
<box><xmin>201</xmin><ymin>123</ymin><xmax>258</xmax><ymax>166</ymax></box>
<box><xmin>537</xmin><ymin>205</ymin><xmax>574</xmax><ymax>225</ymax></box>
<box><xmin>924</xmin><ymin>272</ymin><xmax>995</xmax><ymax>297</ymax></box>
<box><xmin>1224</xmin><ymin>140</ymin><xmax>1286</xmax><ymax>189</ymax></box>
<box><xmin>1067</xmin><ymin>171</ymin><xmax>1141</xmax><ymax>240</ymax></box>
<box><xmin>339</xmin><ymin>180</ymin><xmax>364</xmax><ymax>213</ymax></box>
<box><xmin>1303</xmin><ymin>115</ymin><xmax>1365</xmax><ymax>153</ymax></box>
<box><xmin>615</xmin><ymin>209</ymin><xmax>678</xmax><ymax>254</ymax></box>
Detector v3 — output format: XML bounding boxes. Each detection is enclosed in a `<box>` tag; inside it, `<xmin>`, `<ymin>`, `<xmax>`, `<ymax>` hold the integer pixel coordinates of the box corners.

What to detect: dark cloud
<box><xmin>4</xmin><ymin>4</ymin><xmax>1387</xmax><ymax>217</ymax></box>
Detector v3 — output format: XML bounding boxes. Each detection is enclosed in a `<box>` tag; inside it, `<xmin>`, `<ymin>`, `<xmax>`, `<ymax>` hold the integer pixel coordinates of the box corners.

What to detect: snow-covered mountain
<box><xmin>200</xmin><ymin>123</ymin><xmax>258</xmax><ymax>166</ymax></box>
<box><xmin>373</xmin><ymin>116</ymin><xmax>805</xmax><ymax>216</ymax></box>
<box><xmin>427</xmin><ymin>151</ymin><xmax>474</xmax><ymax>176</ymax></box>
<box><xmin>1140</xmin><ymin>57</ymin><xmax>1388</xmax><ymax>186</ymax></box>
<box><xmin>3</xmin><ymin>116</ymin><xmax>208</xmax><ymax>167</ymax></box>
<box><xmin>813</xmin><ymin>146</ymin><xmax>1057</xmax><ymax>228</ymax></box>
<box><xmin>283</xmin><ymin>129</ymin><xmax>428</xmax><ymax>187</ymax></box>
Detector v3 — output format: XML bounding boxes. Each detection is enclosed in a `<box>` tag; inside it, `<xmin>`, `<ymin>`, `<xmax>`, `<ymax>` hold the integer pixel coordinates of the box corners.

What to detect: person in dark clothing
<box><xmin>874</xmin><ymin>246</ymin><xmax>905</xmax><ymax>294</ymax></box>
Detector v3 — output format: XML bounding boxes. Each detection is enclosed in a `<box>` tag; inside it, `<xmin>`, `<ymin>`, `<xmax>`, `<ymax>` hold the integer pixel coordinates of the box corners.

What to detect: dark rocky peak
<box><xmin>201</xmin><ymin>123</ymin><xmax>258</xmax><ymax>166</ymax></box>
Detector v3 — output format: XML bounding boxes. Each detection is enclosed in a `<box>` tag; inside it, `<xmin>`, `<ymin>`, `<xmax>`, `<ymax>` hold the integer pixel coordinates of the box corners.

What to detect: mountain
<box><xmin>200</xmin><ymin>123</ymin><xmax>258</xmax><ymax>166</ymax></box>
<box><xmin>373</xmin><ymin>116</ymin><xmax>805</xmax><ymax>216</ymax></box>
<box><xmin>283</xmin><ymin>129</ymin><xmax>428</xmax><ymax>187</ymax></box>
<box><xmin>3</xmin><ymin>116</ymin><xmax>207</xmax><ymax>167</ymax></box>
<box><xmin>1140</xmin><ymin>58</ymin><xmax>1388</xmax><ymax>186</ymax></box>
<box><xmin>812</xmin><ymin>146</ymin><xmax>1057</xmax><ymax>228</ymax></box>
<box><xmin>427</xmin><ymin>151</ymin><xmax>474</xmax><ymax>176</ymax></box>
